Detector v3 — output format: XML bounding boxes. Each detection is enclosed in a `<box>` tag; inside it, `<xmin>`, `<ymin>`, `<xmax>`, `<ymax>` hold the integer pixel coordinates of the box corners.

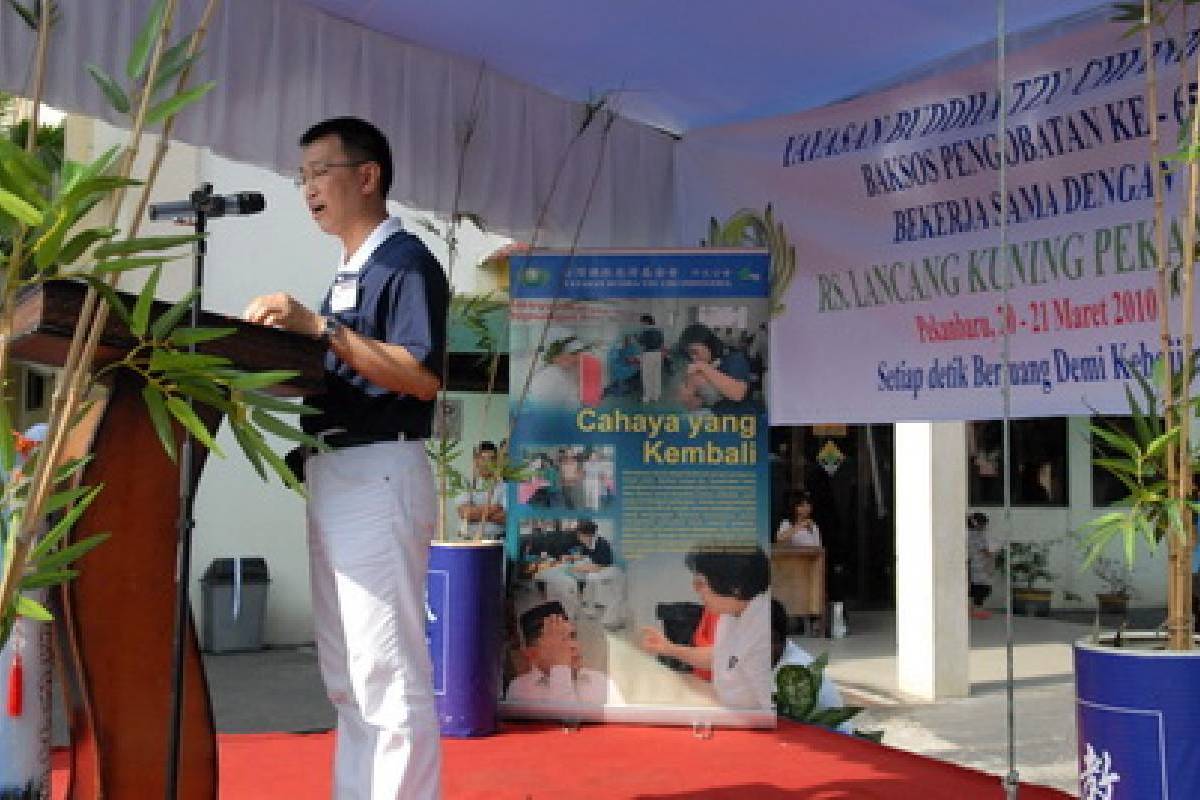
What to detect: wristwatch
<box><xmin>318</xmin><ymin>315</ymin><xmax>340</xmax><ymax>345</ymax></box>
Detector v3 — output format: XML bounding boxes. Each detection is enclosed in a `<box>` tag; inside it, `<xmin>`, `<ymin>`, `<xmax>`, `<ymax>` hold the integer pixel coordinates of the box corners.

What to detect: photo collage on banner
<box><xmin>506</xmin><ymin>250</ymin><xmax>772</xmax><ymax>726</ymax></box>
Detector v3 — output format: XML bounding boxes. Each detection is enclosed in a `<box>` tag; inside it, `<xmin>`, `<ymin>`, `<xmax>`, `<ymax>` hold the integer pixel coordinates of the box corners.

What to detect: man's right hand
<box><xmin>242</xmin><ymin>292</ymin><xmax>322</xmax><ymax>337</ymax></box>
<box><xmin>638</xmin><ymin>626</ymin><xmax>671</xmax><ymax>656</ymax></box>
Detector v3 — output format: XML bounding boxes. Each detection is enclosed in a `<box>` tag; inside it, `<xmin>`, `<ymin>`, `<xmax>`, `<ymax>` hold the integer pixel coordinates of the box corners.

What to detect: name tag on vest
<box><xmin>331</xmin><ymin>272</ymin><xmax>358</xmax><ymax>312</ymax></box>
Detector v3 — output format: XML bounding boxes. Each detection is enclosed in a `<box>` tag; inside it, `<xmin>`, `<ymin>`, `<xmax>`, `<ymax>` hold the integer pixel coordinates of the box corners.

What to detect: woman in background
<box><xmin>637</xmin><ymin>545</ymin><xmax>772</xmax><ymax>710</ymax></box>
<box><xmin>676</xmin><ymin>323</ymin><xmax>753</xmax><ymax>414</ymax></box>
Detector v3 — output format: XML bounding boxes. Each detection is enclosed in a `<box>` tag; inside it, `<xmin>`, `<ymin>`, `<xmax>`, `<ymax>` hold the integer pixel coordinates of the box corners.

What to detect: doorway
<box><xmin>770</xmin><ymin>424</ymin><xmax>896</xmax><ymax>610</ymax></box>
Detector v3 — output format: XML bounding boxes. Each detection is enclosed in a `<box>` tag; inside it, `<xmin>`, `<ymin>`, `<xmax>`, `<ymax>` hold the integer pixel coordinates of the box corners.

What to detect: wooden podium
<box><xmin>8</xmin><ymin>281</ymin><xmax>325</xmax><ymax>799</ymax></box>
<box><xmin>771</xmin><ymin>545</ymin><xmax>827</xmax><ymax>636</ymax></box>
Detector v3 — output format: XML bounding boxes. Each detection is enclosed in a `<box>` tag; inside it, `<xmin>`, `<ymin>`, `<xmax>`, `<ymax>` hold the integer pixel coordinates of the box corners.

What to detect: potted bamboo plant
<box><xmin>1075</xmin><ymin>2</ymin><xmax>1200</xmax><ymax>795</ymax></box>
<box><xmin>0</xmin><ymin>1</ymin><xmax>313</xmax><ymax>791</ymax></box>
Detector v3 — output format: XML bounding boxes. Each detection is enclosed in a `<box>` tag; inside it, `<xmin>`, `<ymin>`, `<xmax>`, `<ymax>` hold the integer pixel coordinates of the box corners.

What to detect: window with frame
<box><xmin>967</xmin><ymin>418</ymin><xmax>1068</xmax><ymax>506</ymax></box>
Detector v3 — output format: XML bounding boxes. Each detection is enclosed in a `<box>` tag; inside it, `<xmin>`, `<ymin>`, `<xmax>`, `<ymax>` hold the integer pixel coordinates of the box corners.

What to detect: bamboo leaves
<box><xmin>127</xmin><ymin>0</ymin><xmax>168</xmax><ymax>82</ymax></box>
<box><xmin>0</xmin><ymin>0</ymin><xmax>239</xmax><ymax>651</ymax></box>
<box><xmin>0</xmin><ymin>186</ymin><xmax>43</xmax><ymax>226</ymax></box>
<box><xmin>85</xmin><ymin>64</ymin><xmax>131</xmax><ymax>114</ymax></box>
<box><xmin>146</xmin><ymin>82</ymin><xmax>216</xmax><ymax>126</ymax></box>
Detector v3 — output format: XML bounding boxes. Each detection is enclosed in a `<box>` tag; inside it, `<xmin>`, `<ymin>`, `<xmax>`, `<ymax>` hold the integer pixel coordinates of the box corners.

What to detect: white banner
<box><xmin>678</xmin><ymin>15</ymin><xmax>1200</xmax><ymax>424</ymax></box>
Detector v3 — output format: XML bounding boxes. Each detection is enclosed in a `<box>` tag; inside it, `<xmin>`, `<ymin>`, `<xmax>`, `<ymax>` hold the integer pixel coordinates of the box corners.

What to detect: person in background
<box><xmin>243</xmin><ymin>116</ymin><xmax>447</xmax><ymax>799</ymax></box>
<box><xmin>507</xmin><ymin>601</ymin><xmax>624</xmax><ymax>705</ymax></box>
<box><xmin>604</xmin><ymin>334</ymin><xmax>642</xmax><ymax>398</ymax></box>
<box><xmin>582</xmin><ymin>449</ymin><xmax>608</xmax><ymax>511</ymax></box>
<box><xmin>567</xmin><ymin>519</ymin><xmax>612</xmax><ymax>573</ymax></box>
<box><xmin>967</xmin><ymin>512</ymin><xmax>995</xmax><ymax>620</ymax></box>
<box><xmin>453</xmin><ymin>440</ymin><xmax>506</xmax><ymax>540</ymax></box>
<box><xmin>528</xmin><ymin>329</ymin><xmax>589</xmax><ymax>408</ymax></box>
<box><xmin>638</xmin><ymin>314</ymin><xmax>666</xmax><ymax>404</ymax></box>
<box><xmin>676</xmin><ymin>323</ymin><xmax>753</xmax><ymax>414</ymax></box>
<box><xmin>776</xmin><ymin>490</ymin><xmax>821</xmax><ymax>547</ymax></box>
<box><xmin>558</xmin><ymin>448</ymin><xmax>583</xmax><ymax>510</ymax></box>
<box><xmin>637</xmin><ymin>545</ymin><xmax>772</xmax><ymax>710</ymax></box>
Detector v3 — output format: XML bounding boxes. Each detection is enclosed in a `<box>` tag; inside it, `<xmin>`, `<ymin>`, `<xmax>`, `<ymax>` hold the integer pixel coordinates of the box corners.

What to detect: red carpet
<box><xmin>52</xmin><ymin>720</ymin><xmax>1072</xmax><ymax>799</ymax></box>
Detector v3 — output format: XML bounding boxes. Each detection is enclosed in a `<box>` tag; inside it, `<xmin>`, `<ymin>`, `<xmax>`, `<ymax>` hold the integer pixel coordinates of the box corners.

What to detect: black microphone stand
<box><xmin>164</xmin><ymin>182</ymin><xmax>214</xmax><ymax>800</ymax></box>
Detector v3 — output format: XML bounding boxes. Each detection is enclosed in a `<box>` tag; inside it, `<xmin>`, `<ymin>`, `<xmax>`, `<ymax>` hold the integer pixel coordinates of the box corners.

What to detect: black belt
<box><xmin>314</xmin><ymin>430</ymin><xmax>421</xmax><ymax>449</ymax></box>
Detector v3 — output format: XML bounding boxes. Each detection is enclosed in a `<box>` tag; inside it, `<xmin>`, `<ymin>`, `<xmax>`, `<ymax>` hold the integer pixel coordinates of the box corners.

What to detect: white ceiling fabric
<box><xmin>0</xmin><ymin>0</ymin><xmax>677</xmax><ymax>247</ymax></box>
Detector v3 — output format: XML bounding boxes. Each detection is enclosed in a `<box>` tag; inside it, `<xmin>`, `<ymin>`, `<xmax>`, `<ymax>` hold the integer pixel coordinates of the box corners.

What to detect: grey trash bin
<box><xmin>201</xmin><ymin>557</ymin><xmax>270</xmax><ymax>653</ymax></box>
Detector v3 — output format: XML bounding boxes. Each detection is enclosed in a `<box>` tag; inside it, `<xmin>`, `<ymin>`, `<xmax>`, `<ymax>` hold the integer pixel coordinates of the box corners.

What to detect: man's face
<box><xmin>687</xmin><ymin>342</ymin><xmax>712</xmax><ymax>364</ymax></box>
<box><xmin>527</xmin><ymin>614</ymin><xmax>581</xmax><ymax>672</ymax></box>
<box><xmin>299</xmin><ymin>134</ymin><xmax>370</xmax><ymax>237</ymax></box>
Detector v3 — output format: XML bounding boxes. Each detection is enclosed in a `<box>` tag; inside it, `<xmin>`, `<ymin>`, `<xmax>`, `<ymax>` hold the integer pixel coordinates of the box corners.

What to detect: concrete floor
<box><xmin>187</xmin><ymin>607</ymin><xmax>1089</xmax><ymax>796</ymax></box>
<box><xmin>796</xmin><ymin>609</ymin><xmax>1089</xmax><ymax>796</ymax></box>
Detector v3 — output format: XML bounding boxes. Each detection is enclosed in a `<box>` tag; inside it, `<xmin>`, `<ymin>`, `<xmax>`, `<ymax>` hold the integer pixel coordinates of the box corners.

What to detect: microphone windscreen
<box><xmin>236</xmin><ymin>192</ymin><xmax>266</xmax><ymax>214</ymax></box>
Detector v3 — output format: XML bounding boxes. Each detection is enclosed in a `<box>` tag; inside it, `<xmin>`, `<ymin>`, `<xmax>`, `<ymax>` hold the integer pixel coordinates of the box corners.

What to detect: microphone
<box><xmin>148</xmin><ymin>191</ymin><xmax>265</xmax><ymax>221</ymax></box>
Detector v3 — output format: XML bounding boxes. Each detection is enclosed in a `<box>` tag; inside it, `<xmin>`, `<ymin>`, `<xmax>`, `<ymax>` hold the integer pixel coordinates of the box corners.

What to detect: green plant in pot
<box><xmin>994</xmin><ymin>540</ymin><xmax>1058</xmax><ymax>617</ymax></box>
<box><xmin>1090</xmin><ymin>554</ymin><xmax>1136</xmax><ymax>617</ymax></box>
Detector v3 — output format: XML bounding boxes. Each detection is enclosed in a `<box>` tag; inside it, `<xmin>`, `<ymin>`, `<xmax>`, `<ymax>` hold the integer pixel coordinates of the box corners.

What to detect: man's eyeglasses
<box><xmin>293</xmin><ymin>160</ymin><xmax>367</xmax><ymax>188</ymax></box>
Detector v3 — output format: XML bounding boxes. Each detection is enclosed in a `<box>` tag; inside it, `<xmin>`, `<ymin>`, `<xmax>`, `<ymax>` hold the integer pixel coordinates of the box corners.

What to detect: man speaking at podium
<box><xmin>244</xmin><ymin>116</ymin><xmax>449</xmax><ymax>800</ymax></box>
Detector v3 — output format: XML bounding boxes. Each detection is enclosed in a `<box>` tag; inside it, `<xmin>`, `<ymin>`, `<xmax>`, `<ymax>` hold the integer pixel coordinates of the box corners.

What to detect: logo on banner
<box><xmin>518</xmin><ymin>267</ymin><xmax>549</xmax><ymax>287</ymax></box>
<box><xmin>1080</xmin><ymin>743</ymin><xmax>1121</xmax><ymax>800</ymax></box>
<box><xmin>817</xmin><ymin>440</ymin><xmax>845</xmax><ymax>476</ymax></box>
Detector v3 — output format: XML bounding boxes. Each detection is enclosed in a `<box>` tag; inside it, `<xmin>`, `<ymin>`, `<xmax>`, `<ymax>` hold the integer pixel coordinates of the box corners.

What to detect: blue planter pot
<box><xmin>427</xmin><ymin>541</ymin><xmax>504</xmax><ymax>737</ymax></box>
<box><xmin>1075</xmin><ymin>634</ymin><xmax>1200</xmax><ymax>799</ymax></box>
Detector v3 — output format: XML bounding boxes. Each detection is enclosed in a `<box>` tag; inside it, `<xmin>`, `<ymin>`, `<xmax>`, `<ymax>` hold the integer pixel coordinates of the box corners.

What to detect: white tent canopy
<box><xmin>0</xmin><ymin>0</ymin><xmax>1109</xmax><ymax>248</ymax></box>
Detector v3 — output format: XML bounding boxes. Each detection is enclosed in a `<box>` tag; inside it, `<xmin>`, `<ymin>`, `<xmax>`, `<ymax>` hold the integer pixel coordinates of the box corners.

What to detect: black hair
<box><xmin>299</xmin><ymin>116</ymin><xmax>394</xmax><ymax>197</ymax></box>
<box><xmin>790</xmin><ymin>490</ymin><xmax>813</xmax><ymax>510</ymax></box>
<box><xmin>641</xmin><ymin>314</ymin><xmax>655</xmax><ymax>325</ymax></box>
<box><xmin>520</xmin><ymin>601</ymin><xmax>567</xmax><ymax>647</ymax></box>
<box><xmin>477</xmin><ymin>440</ymin><xmax>498</xmax><ymax>455</ymax></box>
<box><xmin>967</xmin><ymin>512</ymin><xmax>989</xmax><ymax>530</ymax></box>
<box><xmin>576</xmin><ymin>519</ymin><xmax>598</xmax><ymax>536</ymax></box>
<box><xmin>770</xmin><ymin>598</ymin><xmax>789</xmax><ymax>667</ymax></box>
<box><xmin>684</xmin><ymin>545</ymin><xmax>770</xmax><ymax>601</ymax></box>
<box><xmin>678</xmin><ymin>323</ymin><xmax>724</xmax><ymax>360</ymax></box>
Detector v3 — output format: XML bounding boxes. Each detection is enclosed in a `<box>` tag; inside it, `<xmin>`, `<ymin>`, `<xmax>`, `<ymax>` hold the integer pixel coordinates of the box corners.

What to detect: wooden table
<box><xmin>771</xmin><ymin>545</ymin><xmax>827</xmax><ymax>636</ymax></box>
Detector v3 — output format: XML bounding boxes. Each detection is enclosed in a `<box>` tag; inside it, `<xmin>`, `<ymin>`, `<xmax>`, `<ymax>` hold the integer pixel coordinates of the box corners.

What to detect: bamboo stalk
<box><xmin>22</xmin><ymin>0</ymin><xmax>50</xmax><ymax>149</ymax></box>
<box><xmin>1176</xmin><ymin>0</ymin><xmax>1200</xmax><ymax>649</ymax></box>
<box><xmin>0</xmin><ymin>0</ymin><xmax>57</xmax><ymax>626</ymax></box>
<box><xmin>436</xmin><ymin>62</ymin><xmax>485</xmax><ymax>542</ymax></box>
<box><xmin>1143</xmin><ymin>0</ymin><xmax>1186</xmax><ymax>649</ymax></box>
<box><xmin>0</xmin><ymin>0</ymin><xmax>222</xmax><ymax>629</ymax></box>
<box><xmin>15</xmin><ymin>0</ymin><xmax>181</xmax><ymax>546</ymax></box>
<box><xmin>0</xmin><ymin>0</ymin><xmax>52</xmax><ymax>390</ymax></box>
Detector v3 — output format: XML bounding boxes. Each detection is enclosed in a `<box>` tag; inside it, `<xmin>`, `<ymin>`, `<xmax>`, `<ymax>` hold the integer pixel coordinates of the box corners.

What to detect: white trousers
<box><xmin>640</xmin><ymin>350</ymin><xmax>662</xmax><ymax>403</ymax></box>
<box><xmin>307</xmin><ymin>440</ymin><xmax>442</xmax><ymax>800</ymax></box>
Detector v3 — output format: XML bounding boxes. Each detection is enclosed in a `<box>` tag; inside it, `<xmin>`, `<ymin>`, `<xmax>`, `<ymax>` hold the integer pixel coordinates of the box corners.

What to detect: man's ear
<box><xmin>359</xmin><ymin>160</ymin><xmax>383</xmax><ymax>197</ymax></box>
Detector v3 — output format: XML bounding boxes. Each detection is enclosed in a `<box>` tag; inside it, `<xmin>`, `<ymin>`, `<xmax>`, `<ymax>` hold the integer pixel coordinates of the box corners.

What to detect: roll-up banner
<box><xmin>677</xmin><ymin>14</ymin><xmax>1200</xmax><ymax>424</ymax></box>
<box><xmin>505</xmin><ymin>249</ymin><xmax>773</xmax><ymax>727</ymax></box>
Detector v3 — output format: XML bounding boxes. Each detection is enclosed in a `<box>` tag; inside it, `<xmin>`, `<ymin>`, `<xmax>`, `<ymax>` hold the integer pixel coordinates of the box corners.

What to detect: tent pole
<box><xmin>996</xmin><ymin>0</ymin><xmax>1020</xmax><ymax>797</ymax></box>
